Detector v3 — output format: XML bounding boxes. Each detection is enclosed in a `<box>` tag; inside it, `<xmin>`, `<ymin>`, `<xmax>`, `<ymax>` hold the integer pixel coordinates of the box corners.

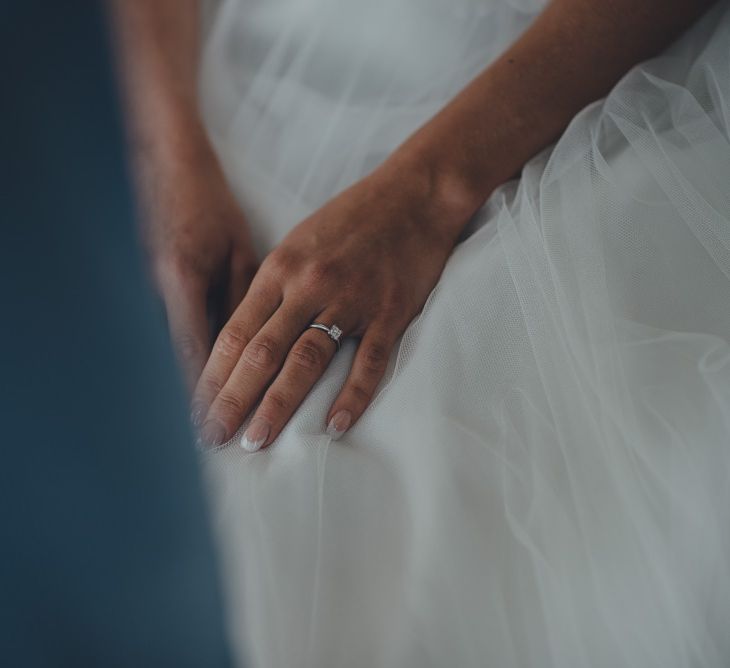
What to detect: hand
<box><xmin>132</xmin><ymin>120</ymin><xmax>259</xmax><ymax>391</ymax></box>
<box><xmin>192</xmin><ymin>159</ymin><xmax>463</xmax><ymax>450</ymax></box>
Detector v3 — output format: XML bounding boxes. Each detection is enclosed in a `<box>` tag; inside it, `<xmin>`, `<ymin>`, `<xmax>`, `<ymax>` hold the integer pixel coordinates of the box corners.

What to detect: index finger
<box><xmin>191</xmin><ymin>280</ymin><xmax>280</xmax><ymax>426</ymax></box>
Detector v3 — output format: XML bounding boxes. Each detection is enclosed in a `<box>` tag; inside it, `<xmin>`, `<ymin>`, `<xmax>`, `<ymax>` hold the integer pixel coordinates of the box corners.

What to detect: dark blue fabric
<box><xmin>0</xmin><ymin>4</ymin><xmax>233</xmax><ymax>666</ymax></box>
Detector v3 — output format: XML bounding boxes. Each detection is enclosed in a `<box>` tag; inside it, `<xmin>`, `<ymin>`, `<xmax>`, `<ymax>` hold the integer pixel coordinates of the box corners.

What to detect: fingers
<box><xmin>201</xmin><ymin>311</ymin><xmax>399</xmax><ymax>451</ymax></box>
<box><xmin>191</xmin><ymin>278</ymin><xmax>280</xmax><ymax>426</ymax></box>
<box><xmin>197</xmin><ymin>300</ymin><xmax>314</xmax><ymax>447</ymax></box>
<box><xmin>240</xmin><ymin>311</ymin><xmax>348</xmax><ymax>451</ymax></box>
<box><xmin>196</xmin><ymin>283</ymin><xmax>401</xmax><ymax>452</ymax></box>
<box><xmin>161</xmin><ymin>275</ymin><xmax>210</xmax><ymax>393</ymax></box>
<box><xmin>325</xmin><ymin>322</ymin><xmax>397</xmax><ymax>441</ymax></box>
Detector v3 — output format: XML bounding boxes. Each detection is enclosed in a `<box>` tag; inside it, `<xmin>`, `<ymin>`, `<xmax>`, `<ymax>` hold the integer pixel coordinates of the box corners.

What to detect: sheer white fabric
<box><xmin>199</xmin><ymin>1</ymin><xmax>730</xmax><ymax>666</ymax></box>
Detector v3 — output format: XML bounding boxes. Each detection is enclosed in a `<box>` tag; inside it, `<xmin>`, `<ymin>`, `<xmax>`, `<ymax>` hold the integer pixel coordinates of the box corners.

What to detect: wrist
<box><xmin>378</xmin><ymin>145</ymin><xmax>489</xmax><ymax>247</ymax></box>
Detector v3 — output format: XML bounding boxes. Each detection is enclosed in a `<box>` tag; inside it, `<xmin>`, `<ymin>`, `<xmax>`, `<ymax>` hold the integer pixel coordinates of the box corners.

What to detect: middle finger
<box><xmin>240</xmin><ymin>308</ymin><xmax>351</xmax><ymax>451</ymax></box>
<box><xmin>199</xmin><ymin>300</ymin><xmax>314</xmax><ymax>446</ymax></box>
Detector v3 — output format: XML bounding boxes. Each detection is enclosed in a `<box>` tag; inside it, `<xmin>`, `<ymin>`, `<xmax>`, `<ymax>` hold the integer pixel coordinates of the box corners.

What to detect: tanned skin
<box><xmin>109</xmin><ymin>0</ymin><xmax>716</xmax><ymax>449</ymax></box>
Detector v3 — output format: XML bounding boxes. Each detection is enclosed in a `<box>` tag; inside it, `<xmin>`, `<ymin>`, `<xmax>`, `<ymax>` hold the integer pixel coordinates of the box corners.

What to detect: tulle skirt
<box><xmin>199</xmin><ymin>1</ymin><xmax>730</xmax><ymax>666</ymax></box>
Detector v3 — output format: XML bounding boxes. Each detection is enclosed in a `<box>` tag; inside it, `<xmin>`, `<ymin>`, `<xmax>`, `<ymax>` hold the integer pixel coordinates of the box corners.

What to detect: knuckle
<box><xmin>213</xmin><ymin>392</ymin><xmax>246</xmax><ymax>420</ymax></box>
<box><xmin>198</xmin><ymin>376</ymin><xmax>223</xmax><ymax>399</ymax></box>
<box><xmin>289</xmin><ymin>339</ymin><xmax>328</xmax><ymax>372</ymax></box>
<box><xmin>241</xmin><ymin>335</ymin><xmax>279</xmax><ymax>372</ymax></box>
<box><xmin>360</xmin><ymin>341</ymin><xmax>389</xmax><ymax>375</ymax></box>
<box><xmin>264</xmin><ymin>390</ymin><xmax>291</xmax><ymax>414</ymax></box>
<box><xmin>265</xmin><ymin>249</ymin><xmax>295</xmax><ymax>277</ymax></box>
<box><xmin>173</xmin><ymin>333</ymin><xmax>201</xmax><ymax>362</ymax></box>
<box><xmin>302</xmin><ymin>260</ymin><xmax>338</xmax><ymax>287</ymax></box>
<box><xmin>216</xmin><ymin>323</ymin><xmax>248</xmax><ymax>358</ymax></box>
<box><xmin>347</xmin><ymin>382</ymin><xmax>372</xmax><ymax>405</ymax></box>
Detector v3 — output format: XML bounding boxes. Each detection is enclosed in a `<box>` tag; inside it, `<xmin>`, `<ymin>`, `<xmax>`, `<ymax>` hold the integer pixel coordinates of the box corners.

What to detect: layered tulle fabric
<box><xmin>199</xmin><ymin>1</ymin><xmax>730</xmax><ymax>666</ymax></box>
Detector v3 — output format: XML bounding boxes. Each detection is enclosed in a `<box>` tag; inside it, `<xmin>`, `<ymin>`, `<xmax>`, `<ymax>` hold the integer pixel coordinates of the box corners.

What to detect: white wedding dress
<box><xmin>198</xmin><ymin>1</ymin><xmax>730</xmax><ymax>666</ymax></box>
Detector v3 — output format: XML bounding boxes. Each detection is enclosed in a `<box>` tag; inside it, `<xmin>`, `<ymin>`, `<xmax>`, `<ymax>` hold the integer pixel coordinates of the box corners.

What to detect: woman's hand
<box><xmin>192</xmin><ymin>159</ymin><xmax>464</xmax><ymax>450</ymax></box>
<box><xmin>110</xmin><ymin>0</ymin><xmax>260</xmax><ymax>391</ymax></box>
<box><xmin>133</xmin><ymin>121</ymin><xmax>259</xmax><ymax>391</ymax></box>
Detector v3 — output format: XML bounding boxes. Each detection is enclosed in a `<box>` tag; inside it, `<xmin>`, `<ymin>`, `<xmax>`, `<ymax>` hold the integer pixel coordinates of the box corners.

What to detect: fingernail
<box><xmin>241</xmin><ymin>417</ymin><xmax>270</xmax><ymax>453</ymax></box>
<box><xmin>190</xmin><ymin>404</ymin><xmax>205</xmax><ymax>428</ymax></box>
<box><xmin>200</xmin><ymin>420</ymin><xmax>227</xmax><ymax>447</ymax></box>
<box><xmin>326</xmin><ymin>410</ymin><xmax>352</xmax><ymax>440</ymax></box>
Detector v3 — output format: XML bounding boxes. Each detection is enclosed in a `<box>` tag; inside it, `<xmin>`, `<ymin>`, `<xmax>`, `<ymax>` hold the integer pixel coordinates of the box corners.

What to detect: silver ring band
<box><xmin>308</xmin><ymin>322</ymin><xmax>343</xmax><ymax>351</ymax></box>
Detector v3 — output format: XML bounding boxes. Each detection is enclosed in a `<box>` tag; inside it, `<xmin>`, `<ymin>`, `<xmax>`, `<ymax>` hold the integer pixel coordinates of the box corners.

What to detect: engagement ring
<box><xmin>308</xmin><ymin>322</ymin><xmax>343</xmax><ymax>350</ymax></box>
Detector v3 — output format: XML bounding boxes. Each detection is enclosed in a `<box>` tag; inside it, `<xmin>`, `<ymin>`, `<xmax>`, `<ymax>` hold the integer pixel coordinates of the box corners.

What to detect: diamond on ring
<box><xmin>308</xmin><ymin>322</ymin><xmax>344</xmax><ymax>350</ymax></box>
<box><xmin>329</xmin><ymin>325</ymin><xmax>343</xmax><ymax>342</ymax></box>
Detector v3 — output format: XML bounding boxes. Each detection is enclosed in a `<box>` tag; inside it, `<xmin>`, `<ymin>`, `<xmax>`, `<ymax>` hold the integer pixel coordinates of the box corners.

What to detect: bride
<box><xmin>112</xmin><ymin>0</ymin><xmax>730</xmax><ymax>666</ymax></box>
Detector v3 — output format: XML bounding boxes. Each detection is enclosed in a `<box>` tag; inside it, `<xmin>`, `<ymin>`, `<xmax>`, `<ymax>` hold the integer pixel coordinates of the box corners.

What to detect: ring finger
<box><xmin>240</xmin><ymin>307</ymin><xmax>354</xmax><ymax>452</ymax></box>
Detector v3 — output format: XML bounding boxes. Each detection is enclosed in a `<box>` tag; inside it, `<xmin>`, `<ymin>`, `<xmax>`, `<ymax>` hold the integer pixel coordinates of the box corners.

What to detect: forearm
<box><xmin>107</xmin><ymin>2</ymin><xmax>258</xmax><ymax>392</ymax></box>
<box><xmin>387</xmin><ymin>0</ymin><xmax>717</xmax><ymax>242</ymax></box>
<box><xmin>107</xmin><ymin>0</ymin><xmax>204</xmax><ymax>154</ymax></box>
